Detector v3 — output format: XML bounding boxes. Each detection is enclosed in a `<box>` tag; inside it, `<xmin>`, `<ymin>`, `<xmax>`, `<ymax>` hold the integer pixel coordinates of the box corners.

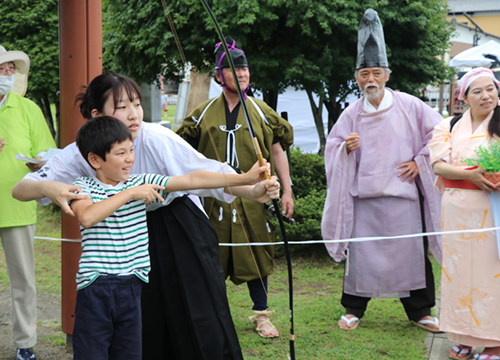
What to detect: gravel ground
<box><xmin>0</xmin><ymin>291</ymin><xmax>72</xmax><ymax>360</ymax></box>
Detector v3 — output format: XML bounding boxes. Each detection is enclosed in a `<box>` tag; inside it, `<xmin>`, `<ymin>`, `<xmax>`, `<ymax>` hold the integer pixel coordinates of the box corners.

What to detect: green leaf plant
<box><xmin>463</xmin><ymin>140</ymin><xmax>500</xmax><ymax>173</ymax></box>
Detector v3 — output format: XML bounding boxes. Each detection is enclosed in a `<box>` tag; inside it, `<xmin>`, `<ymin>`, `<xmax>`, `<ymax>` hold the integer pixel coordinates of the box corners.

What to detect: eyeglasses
<box><xmin>0</xmin><ymin>64</ymin><xmax>19</xmax><ymax>75</ymax></box>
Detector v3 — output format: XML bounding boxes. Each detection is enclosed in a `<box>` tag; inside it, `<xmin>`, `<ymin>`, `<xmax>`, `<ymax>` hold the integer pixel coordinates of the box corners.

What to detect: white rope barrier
<box><xmin>34</xmin><ymin>225</ymin><xmax>500</xmax><ymax>246</ymax></box>
<box><xmin>220</xmin><ymin>226</ymin><xmax>500</xmax><ymax>246</ymax></box>
<box><xmin>34</xmin><ymin>236</ymin><xmax>81</xmax><ymax>243</ymax></box>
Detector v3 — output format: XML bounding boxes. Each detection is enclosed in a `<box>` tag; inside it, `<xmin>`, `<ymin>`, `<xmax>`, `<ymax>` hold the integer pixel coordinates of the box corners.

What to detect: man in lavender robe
<box><xmin>321</xmin><ymin>8</ymin><xmax>443</xmax><ymax>332</ymax></box>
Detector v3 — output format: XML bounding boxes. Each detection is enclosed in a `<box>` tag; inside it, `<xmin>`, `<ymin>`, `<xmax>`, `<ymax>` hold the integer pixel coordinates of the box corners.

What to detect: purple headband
<box><xmin>458</xmin><ymin>68</ymin><xmax>500</xmax><ymax>100</ymax></box>
<box><xmin>215</xmin><ymin>39</ymin><xmax>250</xmax><ymax>99</ymax></box>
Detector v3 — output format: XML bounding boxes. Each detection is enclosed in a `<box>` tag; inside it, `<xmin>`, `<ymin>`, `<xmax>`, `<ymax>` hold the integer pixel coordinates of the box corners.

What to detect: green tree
<box><xmin>0</xmin><ymin>0</ymin><xmax>60</xmax><ymax>144</ymax></box>
<box><xmin>285</xmin><ymin>0</ymin><xmax>453</xmax><ymax>152</ymax></box>
<box><xmin>102</xmin><ymin>0</ymin><xmax>297</xmax><ymax>106</ymax></box>
<box><xmin>103</xmin><ymin>0</ymin><xmax>452</xmax><ymax>151</ymax></box>
<box><xmin>103</xmin><ymin>0</ymin><xmax>206</xmax><ymax>85</ymax></box>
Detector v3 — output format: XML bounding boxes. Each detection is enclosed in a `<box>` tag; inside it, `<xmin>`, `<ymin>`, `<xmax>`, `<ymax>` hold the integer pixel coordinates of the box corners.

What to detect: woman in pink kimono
<box><xmin>430</xmin><ymin>68</ymin><xmax>500</xmax><ymax>360</ymax></box>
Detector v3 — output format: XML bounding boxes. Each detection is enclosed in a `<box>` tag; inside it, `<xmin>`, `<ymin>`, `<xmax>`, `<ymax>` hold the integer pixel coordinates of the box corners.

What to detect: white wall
<box><xmin>451</xmin><ymin>25</ymin><xmax>500</xmax><ymax>46</ymax></box>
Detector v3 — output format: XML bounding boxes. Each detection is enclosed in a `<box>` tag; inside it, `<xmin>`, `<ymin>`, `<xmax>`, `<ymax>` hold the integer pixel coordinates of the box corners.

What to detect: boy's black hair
<box><xmin>76</xmin><ymin>116</ymin><xmax>133</xmax><ymax>169</ymax></box>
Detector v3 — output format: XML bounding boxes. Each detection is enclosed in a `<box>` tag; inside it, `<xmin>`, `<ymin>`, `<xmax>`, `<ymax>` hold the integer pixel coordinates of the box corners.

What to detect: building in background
<box><xmin>447</xmin><ymin>0</ymin><xmax>500</xmax><ymax>59</ymax></box>
<box><xmin>423</xmin><ymin>1</ymin><xmax>500</xmax><ymax>117</ymax></box>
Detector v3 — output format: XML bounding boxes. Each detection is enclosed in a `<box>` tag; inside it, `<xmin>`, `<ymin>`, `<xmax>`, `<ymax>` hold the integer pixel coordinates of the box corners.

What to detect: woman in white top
<box><xmin>13</xmin><ymin>72</ymin><xmax>280</xmax><ymax>360</ymax></box>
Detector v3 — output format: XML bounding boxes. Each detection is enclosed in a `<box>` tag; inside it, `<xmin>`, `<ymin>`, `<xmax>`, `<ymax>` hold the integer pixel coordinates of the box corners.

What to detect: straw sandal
<box><xmin>338</xmin><ymin>315</ymin><xmax>360</xmax><ymax>331</ymax></box>
<box><xmin>473</xmin><ymin>354</ymin><xmax>500</xmax><ymax>360</ymax></box>
<box><xmin>249</xmin><ymin>310</ymin><xmax>279</xmax><ymax>338</ymax></box>
<box><xmin>413</xmin><ymin>316</ymin><xmax>443</xmax><ymax>333</ymax></box>
<box><xmin>449</xmin><ymin>345</ymin><xmax>474</xmax><ymax>360</ymax></box>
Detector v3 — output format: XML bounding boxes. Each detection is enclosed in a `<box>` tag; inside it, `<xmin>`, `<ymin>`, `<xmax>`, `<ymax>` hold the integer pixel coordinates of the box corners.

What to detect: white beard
<box><xmin>360</xmin><ymin>83</ymin><xmax>385</xmax><ymax>101</ymax></box>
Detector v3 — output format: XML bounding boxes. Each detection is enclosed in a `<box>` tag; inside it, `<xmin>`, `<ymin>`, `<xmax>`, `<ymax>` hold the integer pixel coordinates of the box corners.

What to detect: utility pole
<box><xmin>59</xmin><ymin>0</ymin><xmax>102</xmax><ymax>347</ymax></box>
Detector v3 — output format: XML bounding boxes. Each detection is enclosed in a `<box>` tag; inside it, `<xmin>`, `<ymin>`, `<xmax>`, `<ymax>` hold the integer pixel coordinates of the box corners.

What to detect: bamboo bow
<box><xmin>199</xmin><ymin>2</ymin><xmax>296</xmax><ymax>359</ymax></box>
<box><xmin>160</xmin><ymin>1</ymin><xmax>296</xmax><ymax>358</ymax></box>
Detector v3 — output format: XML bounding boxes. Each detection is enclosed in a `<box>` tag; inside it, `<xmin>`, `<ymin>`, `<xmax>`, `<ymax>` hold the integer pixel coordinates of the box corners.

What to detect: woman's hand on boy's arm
<box><xmin>12</xmin><ymin>179</ymin><xmax>90</xmax><ymax>217</ymax></box>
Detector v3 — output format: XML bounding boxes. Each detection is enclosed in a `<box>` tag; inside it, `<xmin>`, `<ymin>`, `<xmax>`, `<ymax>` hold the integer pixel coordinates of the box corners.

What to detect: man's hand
<box><xmin>251</xmin><ymin>176</ymin><xmax>280</xmax><ymax>203</ymax></box>
<box><xmin>397</xmin><ymin>161</ymin><xmax>419</xmax><ymax>184</ymax></box>
<box><xmin>281</xmin><ymin>192</ymin><xmax>294</xmax><ymax>218</ymax></box>
<box><xmin>26</xmin><ymin>157</ymin><xmax>45</xmax><ymax>172</ymax></box>
<box><xmin>125</xmin><ymin>184</ymin><xmax>165</xmax><ymax>204</ymax></box>
<box><xmin>345</xmin><ymin>133</ymin><xmax>360</xmax><ymax>154</ymax></box>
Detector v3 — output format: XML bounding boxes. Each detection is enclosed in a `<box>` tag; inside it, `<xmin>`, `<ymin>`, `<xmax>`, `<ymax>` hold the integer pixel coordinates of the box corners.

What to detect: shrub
<box><xmin>271</xmin><ymin>147</ymin><xmax>327</xmax><ymax>257</ymax></box>
<box><xmin>288</xmin><ymin>147</ymin><xmax>326</xmax><ymax>198</ymax></box>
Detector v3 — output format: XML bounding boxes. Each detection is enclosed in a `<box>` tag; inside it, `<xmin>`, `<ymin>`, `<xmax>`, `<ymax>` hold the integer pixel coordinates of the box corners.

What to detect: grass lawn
<box><xmin>0</xmin><ymin>204</ymin><xmax>439</xmax><ymax>359</ymax></box>
<box><xmin>228</xmin><ymin>251</ymin><xmax>439</xmax><ymax>359</ymax></box>
<box><xmin>0</xmin><ymin>204</ymin><xmax>61</xmax><ymax>293</ymax></box>
<box><xmin>161</xmin><ymin>104</ymin><xmax>176</xmax><ymax>122</ymax></box>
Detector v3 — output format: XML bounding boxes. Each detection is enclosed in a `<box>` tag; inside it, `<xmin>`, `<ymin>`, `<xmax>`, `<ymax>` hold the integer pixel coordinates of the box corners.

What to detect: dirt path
<box><xmin>0</xmin><ymin>291</ymin><xmax>72</xmax><ymax>360</ymax></box>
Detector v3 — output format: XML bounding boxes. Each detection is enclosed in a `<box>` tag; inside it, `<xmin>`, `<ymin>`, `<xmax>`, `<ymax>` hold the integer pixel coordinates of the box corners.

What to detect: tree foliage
<box><xmin>285</xmin><ymin>0</ymin><xmax>453</xmax><ymax>151</ymax></box>
<box><xmin>103</xmin><ymin>0</ymin><xmax>453</xmax><ymax>147</ymax></box>
<box><xmin>0</xmin><ymin>0</ymin><xmax>59</xmax><ymax>143</ymax></box>
<box><xmin>102</xmin><ymin>0</ymin><xmax>296</xmax><ymax>102</ymax></box>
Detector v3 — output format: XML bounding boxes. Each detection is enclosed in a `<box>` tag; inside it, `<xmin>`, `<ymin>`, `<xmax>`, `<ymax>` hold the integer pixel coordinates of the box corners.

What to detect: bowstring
<box><xmin>200</xmin><ymin>105</ymin><xmax>267</xmax><ymax>276</ymax></box>
<box><xmin>160</xmin><ymin>0</ymin><xmax>268</xmax><ymax>305</ymax></box>
<box><xmin>160</xmin><ymin>1</ymin><xmax>290</xmax><ymax>355</ymax></box>
<box><xmin>198</xmin><ymin>94</ymin><xmax>290</xmax><ymax>357</ymax></box>
<box><xmin>160</xmin><ymin>0</ymin><xmax>186</xmax><ymax>65</ymax></box>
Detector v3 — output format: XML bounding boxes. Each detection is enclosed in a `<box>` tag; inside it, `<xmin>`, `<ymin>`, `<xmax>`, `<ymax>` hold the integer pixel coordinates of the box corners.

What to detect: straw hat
<box><xmin>0</xmin><ymin>45</ymin><xmax>30</xmax><ymax>96</ymax></box>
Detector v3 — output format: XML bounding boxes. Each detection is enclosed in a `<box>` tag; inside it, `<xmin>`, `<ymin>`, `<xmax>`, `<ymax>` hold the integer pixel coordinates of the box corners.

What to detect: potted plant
<box><xmin>464</xmin><ymin>140</ymin><xmax>500</xmax><ymax>259</ymax></box>
<box><xmin>463</xmin><ymin>140</ymin><xmax>500</xmax><ymax>185</ymax></box>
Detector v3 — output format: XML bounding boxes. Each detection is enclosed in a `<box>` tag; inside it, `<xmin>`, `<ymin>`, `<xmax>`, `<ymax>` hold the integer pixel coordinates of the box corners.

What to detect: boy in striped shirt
<box><xmin>70</xmin><ymin>116</ymin><xmax>272</xmax><ymax>360</ymax></box>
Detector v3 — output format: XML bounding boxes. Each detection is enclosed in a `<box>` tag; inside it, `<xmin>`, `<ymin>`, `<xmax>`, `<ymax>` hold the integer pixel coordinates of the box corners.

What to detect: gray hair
<box><xmin>354</xmin><ymin>68</ymin><xmax>392</xmax><ymax>79</ymax></box>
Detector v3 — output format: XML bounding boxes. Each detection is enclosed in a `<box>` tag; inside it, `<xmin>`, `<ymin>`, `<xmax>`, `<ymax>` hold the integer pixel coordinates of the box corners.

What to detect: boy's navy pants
<box><xmin>73</xmin><ymin>275</ymin><xmax>143</xmax><ymax>360</ymax></box>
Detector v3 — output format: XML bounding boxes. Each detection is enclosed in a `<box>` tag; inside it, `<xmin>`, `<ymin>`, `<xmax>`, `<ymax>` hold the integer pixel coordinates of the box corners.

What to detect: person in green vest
<box><xmin>177</xmin><ymin>36</ymin><xmax>294</xmax><ymax>338</ymax></box>
<box><xmin>0</xmin><ymin>45</ymin><xmax>56</xmax><ymax>360</ymax></box>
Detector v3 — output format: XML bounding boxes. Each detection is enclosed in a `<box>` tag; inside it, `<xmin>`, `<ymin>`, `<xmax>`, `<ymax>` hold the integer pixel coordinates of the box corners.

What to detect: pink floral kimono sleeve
<box><xmin>429</xmin><ymin>117</ymin><xmax>453</xmax><ymax>193</ymax></box>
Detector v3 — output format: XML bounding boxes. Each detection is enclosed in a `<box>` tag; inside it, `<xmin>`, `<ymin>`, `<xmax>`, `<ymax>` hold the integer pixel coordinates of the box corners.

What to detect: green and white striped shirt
<box><xmin>74</xmin><ymin>174</ymin><xmax>169</xmax><ymax>290</ymax></box>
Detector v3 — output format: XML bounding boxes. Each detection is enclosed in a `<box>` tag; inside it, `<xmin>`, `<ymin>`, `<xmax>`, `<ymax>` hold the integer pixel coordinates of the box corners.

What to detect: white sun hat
<box><xmin>0</xmin><ymin>45</ymin><xmax>30</xmax><ymax>96</ymax></box>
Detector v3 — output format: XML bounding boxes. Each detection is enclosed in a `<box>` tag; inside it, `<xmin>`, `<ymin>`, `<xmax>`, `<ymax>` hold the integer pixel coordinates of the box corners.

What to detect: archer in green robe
<box><xmin>178</xmin><ymin>36</ymin><xmax>294</xmax><ymax>339</ymax></box>
<box><xmin>178</xmin><ymin>94</ymin><xmax>293</xmax><ymax>285</ymax></box>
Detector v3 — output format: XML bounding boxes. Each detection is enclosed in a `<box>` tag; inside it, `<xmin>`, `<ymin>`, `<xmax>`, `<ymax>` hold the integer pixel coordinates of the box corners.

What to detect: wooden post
<box><xmin>59</xmin><ymin>0</ymin><xmax>102</xmax><ymax>346</ymax></box>
<box><xmin>438</xmin><ymin>84</ymin><xmax>445</xmax><ymax>115</ymax></box>
<box><xmin>449</xmin><ymin>79</ymin><xmax>456</xmax><ymax>116</ymax></box>
<box><xmin>186</xmin><ymin>71</ymin><xmax>211</xmax><ymax>115</ymax></box>
<box><xmin>281</xmin><ymin>111</ymin><xmax>295</xmax><ymax>200</ymax></box>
